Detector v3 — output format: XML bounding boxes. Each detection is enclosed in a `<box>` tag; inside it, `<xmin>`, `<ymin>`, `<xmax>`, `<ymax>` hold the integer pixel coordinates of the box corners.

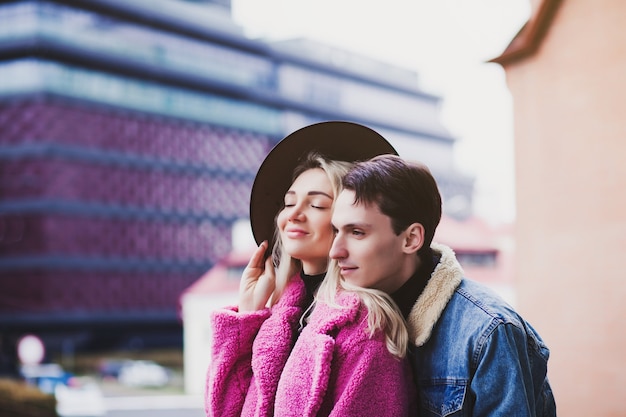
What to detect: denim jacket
<box><xmin>407</xmin><ymin>244</ymin><xmax>556</xmax><ymax>417</ymax></box>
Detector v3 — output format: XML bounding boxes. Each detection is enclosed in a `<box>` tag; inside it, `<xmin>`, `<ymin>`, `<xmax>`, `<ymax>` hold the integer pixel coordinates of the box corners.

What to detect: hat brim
<box><xmin>250</xmin><ymin>121</ymin><xmax>397</xmax><ymax>249</ymax></box>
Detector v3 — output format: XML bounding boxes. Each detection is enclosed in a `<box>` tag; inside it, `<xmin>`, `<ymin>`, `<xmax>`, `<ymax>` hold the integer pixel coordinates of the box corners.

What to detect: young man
<box><xmin>330</xmin><ymin>154</ymin><xmax>556</xmax><ymax>416</ymax></box>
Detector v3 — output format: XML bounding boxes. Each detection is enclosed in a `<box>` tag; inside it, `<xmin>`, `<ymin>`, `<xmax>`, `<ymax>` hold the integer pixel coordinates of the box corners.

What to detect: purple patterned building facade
<box><xmin>0</xmin><ymin>0</ymin><xmax>472</xmax><ymax>353</ymax></box>
<box><xmin>1</xmin><ymin>98</ymin><xmax>262</xmax><ymax>309</ymax></box>
<box><xmin>0</xmin><ymin>98</ymin><xmax>269</xmax><ymax>351</ymax></box>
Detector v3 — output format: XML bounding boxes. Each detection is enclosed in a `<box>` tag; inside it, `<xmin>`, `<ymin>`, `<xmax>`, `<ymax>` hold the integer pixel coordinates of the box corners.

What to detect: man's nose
<box><xmin>329</xmin><ymin>235</ymin><xmax>346</xmax><ymax>259</ymax></box>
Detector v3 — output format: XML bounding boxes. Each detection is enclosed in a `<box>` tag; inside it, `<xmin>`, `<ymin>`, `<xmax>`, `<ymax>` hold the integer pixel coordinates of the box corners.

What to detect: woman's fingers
<box><xmin>239</xmin><ymin>241</ymin><xmax>275</xmax><ymax>311</ymax></box>
<box><xmin>246</xmin><ymin>241</ymin><xmax>268</xmax><ymax>269</ymax></box>
<box><xmin>253</xmin><ymin>256</ymin><xmax>276</xmax><ymax>309</ymax></box>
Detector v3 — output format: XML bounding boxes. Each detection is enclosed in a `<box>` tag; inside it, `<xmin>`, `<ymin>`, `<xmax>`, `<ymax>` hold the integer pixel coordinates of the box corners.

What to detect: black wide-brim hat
<box><xmin>250</xmin><ymin>121</ymin><xmax>398</xmax><ymax>249</ymax></box>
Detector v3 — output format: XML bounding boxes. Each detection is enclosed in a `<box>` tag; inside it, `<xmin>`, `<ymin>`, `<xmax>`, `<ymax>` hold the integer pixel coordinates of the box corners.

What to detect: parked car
<box><xmin>20</xmin><ymin>363</ymin><xmax>105</xmax><ymax>416</ymax></box>
<box><xmin>20</xmin><ymin>363</ymin><xmax>72</xmax><ymax>395</ymax></box>
<box><xmin>97</xmin><ymin>358</ymin><xmax>133</xmax><ymax>380</ymax></box>
<box><xmin>55</xmin><ymin>378</ymin><xmax>106</xmax><ymax>417</ymax></box>
<box><xmin>118</xmin><ymin>360</ymin><xmax>170</xmax><ymax>388</ymax></box>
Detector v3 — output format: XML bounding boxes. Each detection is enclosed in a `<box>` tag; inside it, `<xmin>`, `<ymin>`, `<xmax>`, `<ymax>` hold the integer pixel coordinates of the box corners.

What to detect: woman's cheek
<box><xmin>276</xmin><ymin>210</ymin><xmax>288</xmax><ymax>231</ymax></box>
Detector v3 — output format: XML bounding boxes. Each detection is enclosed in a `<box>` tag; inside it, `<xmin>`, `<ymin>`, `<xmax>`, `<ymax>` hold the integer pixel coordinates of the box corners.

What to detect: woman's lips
<box><xmin>285</xmin><ymin>228</ymin><xmax>308</xmax><ymax>238</ymax></box>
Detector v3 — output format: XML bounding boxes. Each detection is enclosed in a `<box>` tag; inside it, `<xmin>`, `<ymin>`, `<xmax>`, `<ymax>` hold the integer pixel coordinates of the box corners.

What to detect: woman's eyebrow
<box><xmin>285</xmin><ymin>190</ymin><xmax>333</xmax><ymax>199</ymax></box>
<box><xmin>307</xmin><ymin>191</ymin><xmax>333</xmax><ymax>199</ymax></box>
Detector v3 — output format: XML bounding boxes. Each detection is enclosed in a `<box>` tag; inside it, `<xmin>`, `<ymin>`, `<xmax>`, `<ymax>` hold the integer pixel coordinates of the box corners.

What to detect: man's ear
<box><xmin>402</xmin><ymin>223</ymin><xmax>424</xmax><ymax>254</ymax></box>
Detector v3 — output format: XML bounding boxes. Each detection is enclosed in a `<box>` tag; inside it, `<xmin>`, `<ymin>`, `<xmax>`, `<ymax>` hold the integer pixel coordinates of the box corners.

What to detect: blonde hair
<box><xmin>316</xmin><ymin>260</ymin><xmax>410</xmax><ymax>359</ymax></box>
<box><xmin>269</xmin><ymin>152</ymin><xmax>352</xmax><ymax>306</ymax></box>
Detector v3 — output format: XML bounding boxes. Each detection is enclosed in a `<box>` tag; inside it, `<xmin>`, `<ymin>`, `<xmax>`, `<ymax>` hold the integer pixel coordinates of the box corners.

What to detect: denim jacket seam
<box><xmin>523</xmin><ymin>322</ymin><xmax>551</xmax><ymax>363</ymax></box>
<box><xmin>471</xmin><ymin>317</ymin><xmax>501</xmax><ymax>368</ymax></box>
<box><xmin>455</xmin><ymin>286</ymin><xmax>501</xmax><ymax>321</ymax></box>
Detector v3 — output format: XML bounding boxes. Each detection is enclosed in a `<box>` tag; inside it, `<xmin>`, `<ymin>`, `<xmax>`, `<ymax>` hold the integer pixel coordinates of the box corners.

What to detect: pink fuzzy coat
<box><xmin>205</xmin><ymin>276</ymin><xmax>416</xmax><ymax>417</ymax></box>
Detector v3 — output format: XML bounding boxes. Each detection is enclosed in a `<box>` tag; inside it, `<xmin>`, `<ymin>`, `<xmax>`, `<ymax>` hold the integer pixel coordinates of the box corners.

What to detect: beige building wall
<box><xmin>501</xmin><ymin>1</ymin><xmax>626</xmax><ymax>415</ymax></box>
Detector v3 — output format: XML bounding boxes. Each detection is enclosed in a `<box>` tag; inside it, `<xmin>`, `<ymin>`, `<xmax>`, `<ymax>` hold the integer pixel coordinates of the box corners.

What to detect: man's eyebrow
<box><xmin>332</xmin><ymin>221</ymin><xmax>372</xmax><ymax>230</ymax></box>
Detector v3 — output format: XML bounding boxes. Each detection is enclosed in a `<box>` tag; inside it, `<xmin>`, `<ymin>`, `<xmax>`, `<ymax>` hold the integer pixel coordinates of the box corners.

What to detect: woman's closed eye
<box><xmin>310</xmin><ymin>203</ymin><xmax>330</xmax><ymax>209</ymax></box>
<box><xmin>282</xmin><ymin>201</ymin><xmax>329</xmax><ymax>209</ymax></box>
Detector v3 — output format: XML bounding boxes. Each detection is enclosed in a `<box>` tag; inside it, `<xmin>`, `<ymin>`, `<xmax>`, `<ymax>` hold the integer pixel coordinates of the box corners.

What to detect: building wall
<box><xmin>503</xmin><ymin>1</ymin><xmax>626</xmax><ymax>415</ymax></box>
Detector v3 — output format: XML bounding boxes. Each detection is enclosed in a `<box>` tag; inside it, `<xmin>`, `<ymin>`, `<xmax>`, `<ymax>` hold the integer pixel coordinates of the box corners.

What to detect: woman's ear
<box><xmin>403</xmin><ymin>223</ymin><xmax>424</xmax><ymax>254</ymax></box>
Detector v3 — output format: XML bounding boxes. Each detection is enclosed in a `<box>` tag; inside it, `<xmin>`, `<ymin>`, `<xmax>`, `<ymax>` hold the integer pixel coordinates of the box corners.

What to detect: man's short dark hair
<box><xmin>342</xmin><ymin>154</ymin><xmax>442</xmax><ymax>257</ymax></box>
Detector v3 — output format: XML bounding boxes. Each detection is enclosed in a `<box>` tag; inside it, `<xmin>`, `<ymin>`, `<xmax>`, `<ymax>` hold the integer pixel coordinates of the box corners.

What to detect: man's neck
<box><xmin>395</xmin><ymin>255</ymin><xmax>421</xmax><ymax>292</ymax></box>
<box><xmin>391</xmin><ymin>252</ymin><xmax>437</xmax><ymax>319</ymax></box>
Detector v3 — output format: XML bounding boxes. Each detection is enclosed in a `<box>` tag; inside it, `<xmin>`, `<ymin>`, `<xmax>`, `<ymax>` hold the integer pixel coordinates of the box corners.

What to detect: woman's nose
<box><xmin>287</xmin><ymin>203</ymin><xmax>305</xmax><ymax>222</ymax></box>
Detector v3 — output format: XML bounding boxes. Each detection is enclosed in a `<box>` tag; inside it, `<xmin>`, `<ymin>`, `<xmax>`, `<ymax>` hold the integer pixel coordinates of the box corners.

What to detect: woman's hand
<box><xmin>238</xmin><ymin>241</ymin><xmax>276</xmax><ymax>311</ymax></box>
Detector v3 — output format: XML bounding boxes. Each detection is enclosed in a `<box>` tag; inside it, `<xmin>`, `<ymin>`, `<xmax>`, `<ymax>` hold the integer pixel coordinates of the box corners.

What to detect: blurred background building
<box><xmin>492</xmin><ymin>0</ymin><xmax>626</xmax><ymax>415</ymax></box>
<box><xmin>0</xmin><ymin>0</ymin><xmax>485</xmax><ymax>363</ymax></box>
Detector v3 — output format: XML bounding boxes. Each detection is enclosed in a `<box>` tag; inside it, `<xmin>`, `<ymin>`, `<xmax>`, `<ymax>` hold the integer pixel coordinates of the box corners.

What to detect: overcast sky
<box><xmin>231</xmin><ymin>0</ymin><xmax>531</xmax><ymax>224</ymax></box>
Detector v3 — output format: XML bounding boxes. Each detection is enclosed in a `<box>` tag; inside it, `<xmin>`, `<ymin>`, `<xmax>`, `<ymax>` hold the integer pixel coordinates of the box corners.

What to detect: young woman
<box><xmin>205</xmin><ymin>122</ymin><xmax>416</xmax><ymax>417</ymax></box>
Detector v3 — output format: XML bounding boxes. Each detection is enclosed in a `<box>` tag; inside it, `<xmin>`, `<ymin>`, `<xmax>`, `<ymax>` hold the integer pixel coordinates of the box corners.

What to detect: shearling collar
<box><xmin>406</xmin><ymin>243</ymin><xmax>463</xmax><ymax>347</ymax></box>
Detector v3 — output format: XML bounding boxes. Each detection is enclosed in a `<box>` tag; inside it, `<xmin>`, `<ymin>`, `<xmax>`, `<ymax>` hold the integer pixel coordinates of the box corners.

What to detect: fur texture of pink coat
<box><xmin>205</xmin><ymin>276</ymin><xmax>416</xmax><ymax>417</ymax></box>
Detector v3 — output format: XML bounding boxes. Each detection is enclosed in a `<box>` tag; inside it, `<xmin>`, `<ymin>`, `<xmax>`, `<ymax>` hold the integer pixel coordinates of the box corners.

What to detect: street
<box><xmin>107</xmin><ymin>410</ymin><xmax>203</xmax><ymax>417</ymax></box>
<box><xmin>103</xmin><ymin>395</ymin><xmax>204</xmax><ymax>417</ymax></box>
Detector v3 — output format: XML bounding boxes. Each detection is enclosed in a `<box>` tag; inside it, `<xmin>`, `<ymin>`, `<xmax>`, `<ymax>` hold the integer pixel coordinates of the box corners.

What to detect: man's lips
<box><xmin>338</xmin><ymin>265</ymin><xmax>357</xmax><ymax>275</ymax></box>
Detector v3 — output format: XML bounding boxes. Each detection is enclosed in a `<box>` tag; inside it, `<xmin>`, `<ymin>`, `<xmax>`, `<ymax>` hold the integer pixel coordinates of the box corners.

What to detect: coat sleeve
<box><xmin>248</xmin><ymin>302</ymin><xmax>304</xmax><ymax>416</ymax></box>
<box><xmin>325</xmin><ymin>337</ymin><xmax>417</xmax><ymax>417</ymax></box>
<box><xmin>470</xmin><ymin>322</ymin><xmax>553</xmax><ymax>416</ymax></box>
<box><xmin>204</xmin><ymin>306</ymin><xmax>270</xmax><ymax>417</ymax></box>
